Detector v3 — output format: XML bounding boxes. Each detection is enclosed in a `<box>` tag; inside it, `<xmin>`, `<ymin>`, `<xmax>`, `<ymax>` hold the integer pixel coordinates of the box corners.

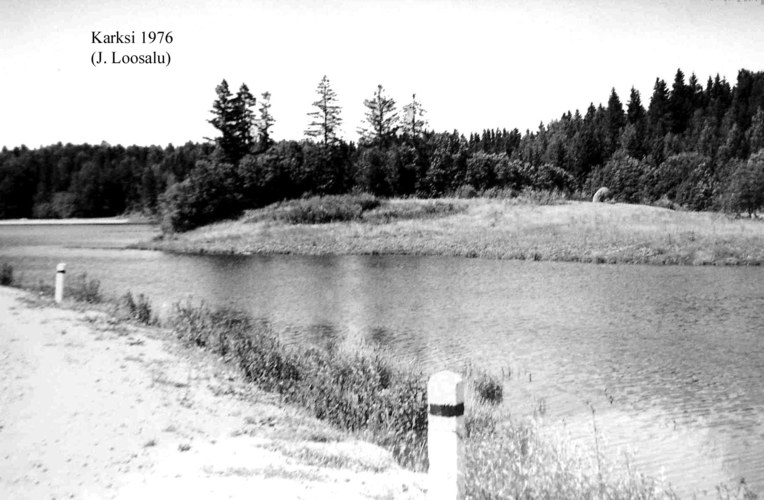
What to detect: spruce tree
<box><xmin>231</xmin><ymin>84</ymin><xmax>256</xmax><ymax>162</ymax></box>
<box><xmin>256</xmin><ymin>91</ymin><xmax>276</xmax><ymax>151</ymax></box>
<box><xmin>605</xmin><ymin>88</ymin><xmax>626</xmax><ymax>156</ymax></box>
<box><xmin>208</xmin><ymin>80</ymin><xmax>238</xmax><ymax>163</ymax></box>
<box><xmin>305</xmin><ymin>76</ymin><xmax>343</xmax><ymax>146</ymax></box>
<box><xmin>401</xmin><ymin>93</ymin><xmax>428</xmax><ymax>138</ymax></box>
<box><xmin>359</xmin><ymin>85</ymin><xmax>399</xmax><ymax>146</ymax></box>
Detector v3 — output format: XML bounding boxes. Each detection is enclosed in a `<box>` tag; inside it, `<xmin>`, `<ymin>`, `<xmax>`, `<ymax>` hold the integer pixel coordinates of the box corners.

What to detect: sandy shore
<box><xmin>0</xmin><ymin>287</ymin><xmax>425</xmax><ymax>499</ymax></box>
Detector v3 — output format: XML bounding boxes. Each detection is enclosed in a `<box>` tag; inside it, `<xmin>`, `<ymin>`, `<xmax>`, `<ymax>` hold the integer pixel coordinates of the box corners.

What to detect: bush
<box><xmin>68</xmin><ymin>273</ymin><xmax>102</xmax><ymax>303</ymax></box>
<box><xmin>275</xmin><ymin>194</ymin><xmax>380</xmax><ymax>225</ymax></box>
<box><xmin>472</xmin><ymin>372</ymin><xmax>504</xmax><ymax>405</ymax></box>
<box><xmin>0</xmin><ymin>263</ymin><xmax>13</xmax><ymax>286</ymax></box>
<box><xmin>120</xmin><ymin>291</ymin><xmax>156</xmax><ymax>325</ymax></box>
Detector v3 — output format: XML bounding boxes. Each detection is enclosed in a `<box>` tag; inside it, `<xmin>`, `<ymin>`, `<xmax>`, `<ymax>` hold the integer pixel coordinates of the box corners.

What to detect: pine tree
<box><xmin>256</xmin><ymin>91</ymin><xmax>276</xmax><ymax>151</ymax></box>
<box><xmin>305</xmin><ymin>76</ymin><xmax>343</xmax><ymax>146</ymax></box>
<box><xmin>359</xmin><ymin>85</ymin><xmax>399</xmax><ymax>146</ymax></box>
<box><xmin>401</xmin><ymin>93</ymin><xmax>428</xmax><ymax>138</ymax></box>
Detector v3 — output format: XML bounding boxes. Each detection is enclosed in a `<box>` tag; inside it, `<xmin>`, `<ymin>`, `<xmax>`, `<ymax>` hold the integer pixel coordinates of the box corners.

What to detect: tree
<box><xmin>401</xmin><ymin>93</ymin><xmax>428</xmax><ymax>138</ymax></box>
<box><xmin>668</xmin><ymin>68</ymin><xmax>692</xmax><ymax>134</ymax></box>
<box><xmin>725</xmin><ymin>150</ymin><xmax>764</xmax><ymax>216</ymax></box>
<box><xmin>359</xmin><ymin>85</ymin><xmax>399</xmax><ymax>146</ymax></box>
<box><xmin>305</xmin><ymin>76</ymin><xmax>343</xmax><ymax>146</ymax></box>
<box><xmin>605</xmin><ymin>88</ymin><xmax>625</xmax><ymax>156</ymax></box>
<box><xmin>747</xmin><ymin>107</ymin><xmax>764</xmax><ymax>153</ymax></box>
<box><xmin>208</xmin><ymin>80</ymin><xmax>255</xmax><ymax>165</ymax></box>
<box><xmin>208</xmin><ymin>80</ymin><xmax>237</xmax><ymax>163</ymax></box>
<box><xmin>256</xmin><ymin>91</ymin><xmax>276</xmax><ymax>151</ymax></box>
<box><xmin>231</xmin><ymin>84</ymin><xmax>257</xmax><ymax>161</ymax></box>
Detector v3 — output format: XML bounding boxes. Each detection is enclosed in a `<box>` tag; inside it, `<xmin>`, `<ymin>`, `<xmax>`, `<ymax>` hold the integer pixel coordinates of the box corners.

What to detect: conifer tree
<box><xmin>401</xmin><ymin>93</ymin><xmax>428</xmax><ymax>138</ymax></box>
<box><xmin>256</xmin><ymin>91</ymin><xmax>276</xmax><ymax>151</ymax></box>
<box><xmin>305</xmin><ymin>76</ymin><xmax>343</xmax><ymax>146</ymax></box>
<box><xmin>231</xmin><ymin>84</ymin><xmax>257</xmax><ymax>161</ymax></box>
<box><xmin>359</xmin><ymin>85</ymin><xmax>399</xmax><ymax>146</ymax></box>
<box><xmin>605</xmin><ymin>88</ymin><xmax>626</xmax><ymax>156</ymax></box>
<box><xmin>208</xmin><ymin>80</ymin><xmax>238</xmax><ymax>163</ymax></box>
<box><xmin>748</xmin><ymin>108</ymin><xmax>764</xmax><ymax>154</ymax></box>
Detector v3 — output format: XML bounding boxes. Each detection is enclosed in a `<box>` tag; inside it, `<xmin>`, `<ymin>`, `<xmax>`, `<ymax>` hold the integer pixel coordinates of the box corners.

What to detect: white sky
<box><xmin>1</xmin><ymin>0</ymin><xmax>764</xmax><ymax>149</ymax></box>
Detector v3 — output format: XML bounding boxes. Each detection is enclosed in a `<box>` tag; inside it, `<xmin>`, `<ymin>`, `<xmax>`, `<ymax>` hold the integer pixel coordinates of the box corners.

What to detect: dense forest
<box><xmin>1</xmin><ymin>69</ymin><xmax>763</xmax><ymax>231</ymax></box>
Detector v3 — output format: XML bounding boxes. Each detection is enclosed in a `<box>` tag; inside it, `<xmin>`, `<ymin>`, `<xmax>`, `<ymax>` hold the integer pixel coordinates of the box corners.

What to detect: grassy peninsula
<box><xmin>140</xmin><ymin>195</ymin><xmax>764</xmax><ymax>266</ymax></box>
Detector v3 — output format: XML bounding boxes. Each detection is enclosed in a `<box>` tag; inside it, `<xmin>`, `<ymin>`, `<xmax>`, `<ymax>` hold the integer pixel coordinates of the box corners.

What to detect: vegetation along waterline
<box><xmin>137</xmin><ymin>194</ymin><xmax>764</xmax><ymax>266</ymax></box>
<box><xmin>1</xmin><ymin>265</ymin><xmax>691</xmax><ymax>499</ymax></box>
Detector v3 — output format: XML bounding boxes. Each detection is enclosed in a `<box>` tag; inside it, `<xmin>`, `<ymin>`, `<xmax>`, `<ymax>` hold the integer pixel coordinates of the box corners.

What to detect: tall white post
<box><xmin>55</xmin><ymin>263</ymin><xmax>66</xmax><ymax>303</ymax></box>
<box><xmin>428</xmin><ymin>370</ymin><xmax>465</xmax><ymax>500</ymax></box>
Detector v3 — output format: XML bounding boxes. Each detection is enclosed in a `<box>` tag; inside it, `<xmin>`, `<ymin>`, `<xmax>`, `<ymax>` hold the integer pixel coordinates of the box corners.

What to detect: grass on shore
<box><xmin>139</xmin><ymin>195</ymin><xmax>764</xmax><ymax>266</ymax></box>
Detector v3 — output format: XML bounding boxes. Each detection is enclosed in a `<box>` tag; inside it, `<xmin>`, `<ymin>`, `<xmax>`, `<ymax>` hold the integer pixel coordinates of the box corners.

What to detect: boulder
<box><xmin>592</xmin><ymin>187</ymin><xmax>611</xmax><ymax>203</ymax></box>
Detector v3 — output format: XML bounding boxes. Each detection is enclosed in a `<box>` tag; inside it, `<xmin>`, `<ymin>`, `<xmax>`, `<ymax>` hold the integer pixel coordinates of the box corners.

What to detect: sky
<box><xmin>1</xmin><ymin>0</ymin><xmax>764</xmax><ymax>149</ymax></box>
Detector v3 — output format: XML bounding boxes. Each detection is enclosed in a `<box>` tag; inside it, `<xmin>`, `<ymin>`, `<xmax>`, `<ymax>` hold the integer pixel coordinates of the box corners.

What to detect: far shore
<box><xmin>0</xmin><ymin>216</ymin><xmax>149</xmax><ymax>226</ymax></box>
<box><xmin>136</xmin><ymin>197</ymin><xmax>764</xmax><ymax>266</ymax></box>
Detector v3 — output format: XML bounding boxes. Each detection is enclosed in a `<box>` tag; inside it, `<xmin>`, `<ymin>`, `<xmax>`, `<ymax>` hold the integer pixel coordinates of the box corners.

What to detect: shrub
<box><xmin>276</xmin><ymin>194</ymin><xmax>380</xmax><ymax>225</ymax></box>
<box><xmin>68</xmin><ymin>273</ymin><xmax>102</xmax><ymax>303</ymax></box>
<box><xmin>0</xmin><ymin>263</ymin><xmax>13</xmax><ymax>286</ymax></box>
<box><xmin>120</xmin><ymin>291</ymin><xmax>156</xmax><ymax>325</ymax></box>
<box><xmin>472</xmin><ymin>372</ymin><xmax>504</xmax><ymax>405</ymax></box>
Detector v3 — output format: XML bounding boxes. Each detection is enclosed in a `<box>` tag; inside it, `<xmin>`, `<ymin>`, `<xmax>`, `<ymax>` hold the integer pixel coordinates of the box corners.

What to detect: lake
<box><xmin>1</xmin><ymin>223</ymin><xmax>762</xmax><ymax>497</ymax></box>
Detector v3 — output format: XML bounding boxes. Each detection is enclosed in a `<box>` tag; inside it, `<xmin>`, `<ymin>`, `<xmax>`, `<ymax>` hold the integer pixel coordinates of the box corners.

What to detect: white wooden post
<box><xmin>55</xmin><ymin>263</ymin><xmax>65</xmax><ymax>303</ymax></box>
<box><xmin>428</xmin><ymin>370</ymin><xmax>465</xmax><ymax>500</ymax></box>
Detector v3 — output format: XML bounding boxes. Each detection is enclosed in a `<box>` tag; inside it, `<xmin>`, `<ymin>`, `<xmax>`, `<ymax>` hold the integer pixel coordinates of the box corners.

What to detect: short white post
<box><xmin>428</xmin><ymin>370</ymin><xmax>465</xmax><ymax>500</ymax></box>
<box><xmin>55</xmin><ymin>263</ymin><xmax>66</xmax><ymax>303</ymax></box>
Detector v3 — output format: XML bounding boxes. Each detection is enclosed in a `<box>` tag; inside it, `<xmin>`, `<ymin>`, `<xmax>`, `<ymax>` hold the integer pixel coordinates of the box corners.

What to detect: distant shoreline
<box><xmin>0</xmin><ymin>217</ymin><xmax>150</xmax><ymax>226</ymax></box>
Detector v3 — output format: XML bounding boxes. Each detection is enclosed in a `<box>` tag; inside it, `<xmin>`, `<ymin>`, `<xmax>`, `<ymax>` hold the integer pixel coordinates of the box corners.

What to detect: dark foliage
<box><xmin>0</xmin><ymin>263</ymin><xmax>13</xmax><ymax>286</ymax></box>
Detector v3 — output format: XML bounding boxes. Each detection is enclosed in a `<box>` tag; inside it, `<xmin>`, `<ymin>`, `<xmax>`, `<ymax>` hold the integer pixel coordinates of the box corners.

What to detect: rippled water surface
<box><xmin>1</xmin><ymin>223</ymin><xmax>763</xmax><ymax>496</ymax></box>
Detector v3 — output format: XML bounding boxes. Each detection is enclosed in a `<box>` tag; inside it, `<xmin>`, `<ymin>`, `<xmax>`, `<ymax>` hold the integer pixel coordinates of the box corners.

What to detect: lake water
<box><xmin>1</xmin><ymin>223</ymin><xmax>763</xmax><ymax>497</ymax></box>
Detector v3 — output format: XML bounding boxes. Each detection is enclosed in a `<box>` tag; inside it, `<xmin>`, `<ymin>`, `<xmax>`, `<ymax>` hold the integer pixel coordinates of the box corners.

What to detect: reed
<box><xmin>0</xmin><ymin>262</ymin><xmax>14</xmax><ymax>286</ymax></box>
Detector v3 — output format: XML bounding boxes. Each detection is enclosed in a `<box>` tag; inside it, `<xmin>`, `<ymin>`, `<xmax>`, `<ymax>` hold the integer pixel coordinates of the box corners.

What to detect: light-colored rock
<box><xmin>592</xmin><ymin>187</ymin><xmax>611</xmax><ymax>203</ymax></box>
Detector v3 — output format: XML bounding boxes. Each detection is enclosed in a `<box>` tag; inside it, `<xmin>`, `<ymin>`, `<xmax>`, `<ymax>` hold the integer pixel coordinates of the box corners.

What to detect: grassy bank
<box><xmin>139</xmin><ymin>195</ymin><xmax>764</xmax><ymax>266</ymax></box>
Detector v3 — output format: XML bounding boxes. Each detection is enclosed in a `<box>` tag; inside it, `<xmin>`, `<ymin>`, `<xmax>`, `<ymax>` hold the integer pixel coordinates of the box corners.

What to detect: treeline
<box><xmin>2</xmin><ymin>69</ymin><xmax>764</xmax><ymax>229</ymax></box>
<box><xmin>0</xmin><ymin>142</ymin><xmax>212</xmax><ymax>218</ymax></box>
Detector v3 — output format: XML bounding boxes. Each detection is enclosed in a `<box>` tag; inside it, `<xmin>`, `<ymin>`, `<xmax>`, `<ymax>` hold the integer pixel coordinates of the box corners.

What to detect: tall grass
<box><xmin>169</xmin><ymin>302</ymin><xmax>428</xmax><ymax>469</ymax></box>
<box><xmin>0</xmin><ymin>262</ymin><xmax>14</xmax><ymax>286</ymax></box>
<box><xmin>119</xmin><ymin>291</ymin><xmax>157</xmax><ymax>325</ymax></box>
<box><xmin>68</xmin><ymin>272</ymin><xmax>103</xmax><ymax>303</ymax></box>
